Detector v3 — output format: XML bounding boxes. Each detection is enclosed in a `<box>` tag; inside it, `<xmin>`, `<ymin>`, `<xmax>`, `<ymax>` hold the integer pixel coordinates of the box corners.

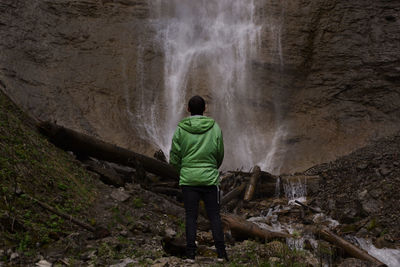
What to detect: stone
<box><xmin>361</xmin><ymin>199</ymin><xmax>381</xmax><ymax>214</ymax></box>
<box><xmin>358</xmin><ymin>190</ymin><xmax>368</xmax><ymax>199</ymax></box>
<box><xmin>109</xmin><ymin>258</ymin><xmax>137</xmax><ymax>267</ymax></box>
<box><xmin>268</xmin><ymin>257</ymin><xmax>281</xmax><ymax>264</ymax></box>
<box><xmin>151</xmin><ymin>257</ymin><xmax>170</xmax><ymax>267</ymax></box>
<box><xmin>35</xmin><ymin>260</ymin><xmax>52</xmax><ymax>267</ymax></box>
<box><xmin>338</xmin><ymin>258</ymin><xmax>371</xmax><ymax>267</ymax></box>
<box><xmin>379</xmin><ymin>165</ymin><xmax>392</xmax><ymax>176</ymax></box>
<box><xmin>9</xmin><ymin>253</ymin><xmax>19</xmax><ymax>261</ymax></box>
<box><xmin>110</xmin><ymin>188</ymin><xmax>130</xmax><ymax>202</ymax></box>
<box><xmin>164</xmin><ymin>227</ymin><xmax>176</xmax><ymax>238</ymax></box>
<box><xmin>119</xmin><ymin>230</ymin><xmax>129</xmax><ymax>237</ymax></box>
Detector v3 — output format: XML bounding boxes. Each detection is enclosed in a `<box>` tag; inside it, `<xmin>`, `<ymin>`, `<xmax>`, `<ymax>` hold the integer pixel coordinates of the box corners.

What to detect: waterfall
<box><xmin>135</xmin><ymin>0</ymin><xmax>286</xmax><ymax>172</ymax></box>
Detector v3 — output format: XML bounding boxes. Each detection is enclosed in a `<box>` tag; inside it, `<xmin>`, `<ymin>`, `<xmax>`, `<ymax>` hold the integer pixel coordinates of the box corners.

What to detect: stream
<box><xmin>245</xmin><ymin>178</ymin><xmax>400</xmax><ymax>267</ymax></box>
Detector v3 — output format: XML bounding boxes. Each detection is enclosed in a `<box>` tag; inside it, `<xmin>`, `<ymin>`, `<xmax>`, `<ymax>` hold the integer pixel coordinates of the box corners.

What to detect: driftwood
<box><xmin>37</xmin><ymin>121</ymin><xmax>179</xmax><ymax>180</ymax></box>
<box><xmin>25</xmin><ymin>193</ymin><xmax>110</xmax><ymax>239</ymax></box>
<box><xmin>221</xmin><ymin>213</ymin><xmax>290</xmax><ymax>241</ymax></box>
<box><xmin>317</xmin><ymin>228</ymin><xmax>387</xmax><ymax>267</ymax></box>
<box><xmin>244</xmin><ymin>166</ymin><xmax>261</xmax><ymax>201</ymax></box>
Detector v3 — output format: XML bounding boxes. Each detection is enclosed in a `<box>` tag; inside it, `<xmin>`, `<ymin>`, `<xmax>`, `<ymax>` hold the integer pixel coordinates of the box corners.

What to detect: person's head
<box><xmin>188</xmin><ymin>95</ymin><xmax>206</xmax><ymax>116</ymax></box>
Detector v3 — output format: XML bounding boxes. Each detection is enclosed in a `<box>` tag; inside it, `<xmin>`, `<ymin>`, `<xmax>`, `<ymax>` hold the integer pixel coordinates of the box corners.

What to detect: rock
<box><xmin>2</xmin><ymin>0</ymin><xmax>400</xmax><ymax>174</ymax></box>
<box><xmin>119</xmin><ymin>230</ymin><xmax>129</xmax><ymax>237</ymax></box>
<box><xmin>356</xmin><ymin>163</ymin><xmax>369</xmax><ymax>170</ymax></box>
<box><xmin>151</xmin><ymin>257</ymin><xmax>170</xmax><ymax>267</ymax></box>
<box><xmin>269</xmin><ymin>257</ymin><xmax>281</xmax><ymax>264</ymax></box>
<box><xmin>9</xmin><ymin>252</ymin><xmax>19</xmax><ymax>261</ymax></box>
<box><xmin>110</xmin><ymin>188</ymin><xmax>131</xmax><ymax>202</ymax></box>
<box><xmin>35</xmin><ymin>260</ymin><xmax>52</xmax><ymax>267</ymax></box>
<box><xmin>80</xmin><ymin>250</ymin><xmax>97</xmax><ymax>261</ymax></box>
<box><xmin>361</xmin><ymin>199</ymin><xmax>381</xmax><ymax>214</ymax></box>
<box><xmin>375</xmin><ymin>236</ymin><xmax>395</xmax><ymax>249</ymax></box>
<box><xmin>164</xmin><ymin>227</ymin><xmax>176</xmax><ymax>238</ymax></box>
<box><xmin>379</xmin><ymin>165</ymin><xmax>392</xmax><ymax>176</ymax></box>
<box><xmin>358</xmin><ymin>190</ymin><xmax>368</xmax><ymax>199</ymax></box>
<box><xmin>109</xmin><ymin>258</ymin><xmax>137</xmax><ymax>267</ymax></box>
<box><xmin>338</xmin><ymin>258</ymin><xmax>371</xmax><ymax>267</ymax></box>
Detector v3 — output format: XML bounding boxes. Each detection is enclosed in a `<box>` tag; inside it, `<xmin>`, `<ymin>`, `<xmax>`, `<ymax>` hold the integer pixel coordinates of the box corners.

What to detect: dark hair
<box><xmin>188</xmin><ymin>95</ymin><xmax>205</xmax><ymax>115</ymax></box>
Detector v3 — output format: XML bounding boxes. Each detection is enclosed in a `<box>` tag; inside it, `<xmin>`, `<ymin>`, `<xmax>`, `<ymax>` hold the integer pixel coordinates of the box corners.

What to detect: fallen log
<box><xmin>221</xmin><ymin>213</ymin><xmax>290</xmax><ymax>241</ymax></box>
<box><xmin>317</xmin><ymin>228</ymin><xmax>387</xmax><ymax>267</ymax></box>
<box><xmin>84</xmin><ymin>160</ymin><xmax>125</xmax><ymax>187</ymax></box>
<box><xmin>221</xmin><ymin>183</ymin><xmax>246</xmax><ymax>206</ymax></box>
<box><xmin>294</xmin><ymin>200</ymin><xmax>321</xmax><ymax>213</ymax></box>
<box><xmin>244</xmin><ymin>166</ymin><xmax>261</xmax><ymax>201</ymax></box>
<box><xmin>25</xmin><ymin>193</ymin><xmax>110</xmax><ymax>239</ymax></box>
<box><xmin>37</xmin><ymin>121</ymin><xmax>179</xmax><ymax>180</ymax></box>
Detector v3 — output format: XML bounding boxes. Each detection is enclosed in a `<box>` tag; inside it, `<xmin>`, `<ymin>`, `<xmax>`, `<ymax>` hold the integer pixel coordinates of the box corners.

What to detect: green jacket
<box><xmin>169</xmin><ymin>116</ymin><xmax>224</xmax><ymax>186</ymax></box>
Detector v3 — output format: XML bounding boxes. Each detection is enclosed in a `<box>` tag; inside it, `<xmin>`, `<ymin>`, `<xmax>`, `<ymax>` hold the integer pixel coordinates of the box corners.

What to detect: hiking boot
<box><xmin>217</xmin><ymin>249</ymin><xmax>229</xmax><ymax>262</ymax></box>
<box><xmin>185</xmin><ymin>251</ymin><xmax>195</xmax><ymax>263</ymax></box>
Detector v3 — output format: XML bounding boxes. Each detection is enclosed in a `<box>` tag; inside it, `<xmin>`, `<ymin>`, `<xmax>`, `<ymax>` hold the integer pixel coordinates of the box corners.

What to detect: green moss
<box><xmin>0</xmin><ymin>90</ymin><xmax>97</xmax><ymax>251</ymax></box>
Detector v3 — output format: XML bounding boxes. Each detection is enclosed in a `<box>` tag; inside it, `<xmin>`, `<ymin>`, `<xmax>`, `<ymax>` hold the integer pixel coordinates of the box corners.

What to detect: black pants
<box><xmin>182</xmin><ymin>185</ymin><xmax>225</xmax><ymax>255</ymax></box>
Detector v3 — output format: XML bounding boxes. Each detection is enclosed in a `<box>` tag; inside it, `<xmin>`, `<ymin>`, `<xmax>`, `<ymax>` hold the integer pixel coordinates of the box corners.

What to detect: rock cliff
<box><xmin>1</xmin><ymin>0</ymin><xmax>399</xmax><ymax>173</ymax></box>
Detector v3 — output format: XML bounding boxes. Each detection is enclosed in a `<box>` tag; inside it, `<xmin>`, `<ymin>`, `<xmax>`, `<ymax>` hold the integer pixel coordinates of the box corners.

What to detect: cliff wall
<box><xmin>1</xmin><ymin>0</ymin><xmax>399</xmax><ymax>173</ymax></box>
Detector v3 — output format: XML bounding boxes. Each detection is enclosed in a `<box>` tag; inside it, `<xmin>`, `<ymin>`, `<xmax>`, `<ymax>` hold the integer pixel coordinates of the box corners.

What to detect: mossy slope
<box><xmin>0</xmin><ymin>90</ymin><xmax>97</xmax><ymax>255</ymax></box>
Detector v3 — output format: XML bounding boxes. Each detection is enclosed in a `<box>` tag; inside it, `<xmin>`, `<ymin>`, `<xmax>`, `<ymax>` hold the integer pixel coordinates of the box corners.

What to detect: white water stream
<box><xmin>132</xmin><ymin>0</ymin><xmax>287</xmax><ymax>172</ymax></box>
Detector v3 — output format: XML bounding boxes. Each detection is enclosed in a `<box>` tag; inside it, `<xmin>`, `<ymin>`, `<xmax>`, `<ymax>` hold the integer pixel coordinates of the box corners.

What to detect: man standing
<box><xmin>169</xmin><ymin>95</ymin><xmax>228</xmax><ymax>263</ymax></box>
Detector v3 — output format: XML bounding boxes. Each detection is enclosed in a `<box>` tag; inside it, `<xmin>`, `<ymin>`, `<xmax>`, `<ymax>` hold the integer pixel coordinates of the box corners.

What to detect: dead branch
<box><xmin>24</xmin><ymin>193</ymin><xmax>110</xmax><ymax>239</ymax></box>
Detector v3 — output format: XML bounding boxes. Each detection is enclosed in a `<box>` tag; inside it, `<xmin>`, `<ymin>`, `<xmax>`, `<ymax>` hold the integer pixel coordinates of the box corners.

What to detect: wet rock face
<box><xmin>0</xmin><ymin>0</ymin><xmax>157</xmax><ymax>152</ymax></box>
<box><xmin>263</xmin><ymin>0</ymin><xmax>400</xmax><ymax>172</ymax></box>
<box><xmin>1</xmin><ymin>0</ymin><xmax>400</xmax><ymax>172</ymax></box>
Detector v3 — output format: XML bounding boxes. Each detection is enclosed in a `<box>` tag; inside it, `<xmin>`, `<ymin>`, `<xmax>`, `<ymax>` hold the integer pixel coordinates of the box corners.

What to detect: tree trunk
<box><xmin>244</xmin><ymin>166</ymin><xmax>261</xmax><ymax>201</ymax></box>
<box><xmin>37</xmin><ymin>121</ymin><xmax>179</xmax><ymax>181</ymax></box>
<box><xmin>221</xmin><ymin>213</ymin><xmax>290</xmax><ymax>241</ymax></box>
<box><xmin>317</xmin><ymin>228</ymin><xmax>387</xmax><ymax>267</ymax></box>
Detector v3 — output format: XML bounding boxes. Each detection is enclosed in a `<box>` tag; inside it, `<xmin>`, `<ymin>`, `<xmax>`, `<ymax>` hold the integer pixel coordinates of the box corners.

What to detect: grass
<box><xmin>0</xmin><ymin>90</ymin><xmax>97</xmax><ymax>255</ymax></box>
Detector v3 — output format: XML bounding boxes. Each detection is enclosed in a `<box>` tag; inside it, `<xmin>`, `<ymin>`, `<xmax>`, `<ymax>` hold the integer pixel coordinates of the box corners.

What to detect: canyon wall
<box><xmin>1</xmin><ymin>0</ymin><xmax>399</xmax><ymax>173</ymax></box>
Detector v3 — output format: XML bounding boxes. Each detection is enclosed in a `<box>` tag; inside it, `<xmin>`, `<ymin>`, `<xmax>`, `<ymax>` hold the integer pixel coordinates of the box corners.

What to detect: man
<box><xmin>169</xmin><ymin>95</ymin><xmax>228</xmax><ymax>263</ymax></box>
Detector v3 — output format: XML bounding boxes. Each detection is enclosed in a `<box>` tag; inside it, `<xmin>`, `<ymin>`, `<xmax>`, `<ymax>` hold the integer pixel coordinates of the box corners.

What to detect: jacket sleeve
<box><xmin>216</xmin><ymin>128</ymin><xmax>224</xmax><ymax>168</ymax></box>
<box><xmin>169</xmin><ymin>127</ymin><xmax>182</xmax><ymax>172</ymax></box>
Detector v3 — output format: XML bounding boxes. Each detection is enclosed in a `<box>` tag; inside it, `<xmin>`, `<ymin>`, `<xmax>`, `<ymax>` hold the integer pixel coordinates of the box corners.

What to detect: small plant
<box><xmin>132</xmin><ymin>197</ymin><xmax>143</xmax><ymax>208</ymax></box>
<box><xmin>366</xmin><ymin>218</ymin><xmax>377</xmax><ymax>231</ymax></box>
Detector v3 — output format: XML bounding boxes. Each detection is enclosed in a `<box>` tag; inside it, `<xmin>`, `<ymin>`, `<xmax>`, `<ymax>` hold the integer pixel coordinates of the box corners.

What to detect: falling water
<box><xmin>283</xmin><ymin>178</ymin><xmax>307</xmax><ymax>205</ymax></box>
<box><xmin>133</xmin><ymin>0</ymin><xmax>287</xmax><ymax>172</ymax></box>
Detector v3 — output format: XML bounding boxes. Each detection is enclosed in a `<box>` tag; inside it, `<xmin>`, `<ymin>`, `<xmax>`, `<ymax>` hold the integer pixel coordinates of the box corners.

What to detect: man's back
<box><xmin>170</xmin><ymin>116</ymin><xmax>224</xmax><ymax>186</ymax></box>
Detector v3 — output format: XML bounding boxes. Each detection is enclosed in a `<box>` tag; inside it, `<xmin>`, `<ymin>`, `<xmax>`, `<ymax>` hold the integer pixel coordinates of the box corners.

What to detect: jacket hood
<box><xmin>178</xmin><ymin>116</ymin><xmax>215</xmax><ymax>134</ymax></box>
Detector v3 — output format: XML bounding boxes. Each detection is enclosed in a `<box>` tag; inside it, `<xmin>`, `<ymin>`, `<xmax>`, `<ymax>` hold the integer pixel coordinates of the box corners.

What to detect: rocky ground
<box><xmin>307</xmin><ymin>133</ymin><xmax>400</xmax><ymax>248</ymax></box>
<box><xmin>1</xmin><ymin>89</ymin><xmax>400</xmax><ymax>266</ymax></box>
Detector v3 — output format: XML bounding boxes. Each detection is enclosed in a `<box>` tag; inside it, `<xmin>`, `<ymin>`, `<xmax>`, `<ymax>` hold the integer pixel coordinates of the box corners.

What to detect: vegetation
<box><xmin>0</xmin><ymin>91</ymin><xmax>97</xmax><ymax>256</ymax></box>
